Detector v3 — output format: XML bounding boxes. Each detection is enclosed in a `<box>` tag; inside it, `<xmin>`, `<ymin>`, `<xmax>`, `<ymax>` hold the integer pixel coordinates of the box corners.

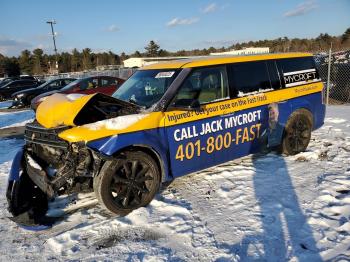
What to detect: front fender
<box><xmin>86</xmin><ymin>129</ymin><xmax>172</xmax><ymax>182</ymax></box>
<box><xmin>6</xmin><ymin>147</ymin><xmax>24</xmax><ymax>214</ymax></box>
<box><xmin>8</xmin><ymin>147</ymin><xmax>24</xmax><ymax>182</ymax></box>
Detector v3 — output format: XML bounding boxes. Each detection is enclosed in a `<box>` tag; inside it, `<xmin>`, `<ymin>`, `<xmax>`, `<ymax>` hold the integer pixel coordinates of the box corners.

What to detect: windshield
<box><xmin>112</xmin><ymin>69</ymin><xmax>179</xmax><ymax>108</ymax></box>
<box><xmin>60</xmin><ymin>79</ymin><xmax>80</xmax><ymax>91</ymax></box>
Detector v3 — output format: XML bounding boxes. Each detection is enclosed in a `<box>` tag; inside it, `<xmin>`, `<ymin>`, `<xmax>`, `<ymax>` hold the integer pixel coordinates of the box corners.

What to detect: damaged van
<box><xmin>7</xmin><ymin>53</ymin><xmax>325</xmax><ymax>226</ymax></box>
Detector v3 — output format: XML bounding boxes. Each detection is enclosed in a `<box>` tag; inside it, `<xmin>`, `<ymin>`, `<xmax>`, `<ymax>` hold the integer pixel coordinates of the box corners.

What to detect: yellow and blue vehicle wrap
<box><xmin>19</xmin><ymin>53</ymin><xmax>326</xmax><ymax>182</ymax></box>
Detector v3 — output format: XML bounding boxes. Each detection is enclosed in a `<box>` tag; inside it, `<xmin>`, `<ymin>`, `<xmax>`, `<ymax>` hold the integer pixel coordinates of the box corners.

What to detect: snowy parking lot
<box><xmin>0</xmin><ymin>105</ymin><xmax>349</xmax><ymax>261</ymax></box>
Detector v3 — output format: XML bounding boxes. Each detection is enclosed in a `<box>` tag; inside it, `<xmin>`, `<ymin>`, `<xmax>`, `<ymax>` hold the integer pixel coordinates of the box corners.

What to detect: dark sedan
<box><xmin>0</xmin><ymin>79</ymin><xmax>43</xmax><ymax>101</ymax></box>
<box><xmin>0</xmin><ymin>76</ymin><xmax>37</xmax><ymax>88</ymax></box>
<box><xmin>11</xmin><ymin>78</ymin><xmax>76</xmax><ymax>108</ymax></box>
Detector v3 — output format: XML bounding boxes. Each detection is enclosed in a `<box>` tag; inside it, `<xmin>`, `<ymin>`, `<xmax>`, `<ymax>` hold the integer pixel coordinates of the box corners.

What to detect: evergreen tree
<box><xmin>2</xmin><ymin>57</ymin><xmax>20</xmax><ymax>76</ymax></box>
<box><xmin>0</xmin><ymin>54</ymin><xmax>5</xmax><ymax>76</ymax></box>
<box><xmin>18</xmin><ymin>50</ymin><xmax>32</xmax><ymax>75</ymax></box>
<box><xmin>71</xmin><ymin>48</ymin><xmax>81</xmax><ymax>72</ymax></box>
<box><xmin>341</xmin><ymin>28</ymin><xmax>350</xmax><ymax>45</ymax></box>
<box><xmin>131</xmin><ymin>50</ymin><xmax>142</xmax><ymax>57</ymax></box>
<box><xmin>145</xmin><ymin>40</ymin><xmax>160</xmax><ymax>57</ymax></box>
<box><xmin>32</xmin><ymin>48</ymin><xmax>44</xmax><ymax>75</ymax></box>
<box><xmin>82</xmin><ymin>48</ymin><xmax>93</xmax><ymax>70</ymax></box>
<box><xmin>158</xmin><ymin>49</ymin><xmax>170</xmax><ymax>57</ymax></box>
<box><xmin>120</xmin><ymin>52</ymin><xmax>129</xmax><ymax>63</ymax></box>
<box><xmin>59</xmin><ymin>52</ymin><xmax>72</xmax><ymax>72</ymax></box>
<box><xmin>108</xmin><ymin>51</ymin><xmax>117</xmax><ymax>65</ymax></box>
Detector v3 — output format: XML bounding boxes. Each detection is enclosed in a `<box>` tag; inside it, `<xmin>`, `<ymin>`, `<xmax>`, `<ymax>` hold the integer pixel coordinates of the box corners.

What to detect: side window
<box><xmin>47</xmin><ymin>81</ymin><xmax>60</xmax><ymax>89</ymax></box>
<box><xmin>79</xmin><ymin>80</ymin><xmax>89</xmax><ymax>90</ymax></box>
<box><xmin>85</xmin><ymin>78</ymin><xmax>98</xmax><ymax>90</ymax></box>
<box><xmin>63</xmin><ymin>79</ymin><xmax>74</xmax><ymax>86</ymax></box>
<box><xmin>172</xmin><ymin>66</ymin><xmax>229</xmax><ymax>107</ymax></box>
<box><xmin>101</xmin><ymin>79</ymin><xmax>109</xmax><ymax>86</ymax></box>
<box><xmin>229</xmin><ymin>61</ymin><xmax>272</xmax><ymax>97</ymax></box>
<box><xmin>101</xmin><ymin>78</ymin><xmax>118</xmax><ymax>86</ymax></box>
<box><xmin>277</xmin><ymin>57</ymin><xmax>319</xmax><ymax>88</ymax></box>
<box><xmin>91</xmin><ymin>78</ymin><xmax>99</xmax><ymax>88</ymax></box>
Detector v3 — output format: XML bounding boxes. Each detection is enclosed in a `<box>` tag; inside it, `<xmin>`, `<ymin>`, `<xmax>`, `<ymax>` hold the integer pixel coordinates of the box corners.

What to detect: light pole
<box><xmin>46</xmin><ymin>20</ymin><xmax>58</xmax><ymax>72</ymax></box>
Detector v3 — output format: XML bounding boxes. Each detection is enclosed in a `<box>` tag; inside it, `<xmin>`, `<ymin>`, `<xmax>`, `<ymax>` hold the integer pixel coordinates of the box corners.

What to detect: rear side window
<box><xmin>277</xmin><ymin>57</ymin><xmax>319</xmax><ymax>88</ymax></box>
<box><xmin>229</xmin><ymin>61</ymin><xmax>272</xmax><ymax>97</ymax></box>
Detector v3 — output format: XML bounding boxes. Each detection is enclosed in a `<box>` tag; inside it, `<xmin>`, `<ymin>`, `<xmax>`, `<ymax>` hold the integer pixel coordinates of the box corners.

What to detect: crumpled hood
<box><xmin>36</xmin><ymin>93</ymin><xmax>96</xmax><ymax>128</ymax></box>
<box><xmin>35</xmin><ymin>92</ymin><xmax>159</xmax><ymax>143</ymax></box>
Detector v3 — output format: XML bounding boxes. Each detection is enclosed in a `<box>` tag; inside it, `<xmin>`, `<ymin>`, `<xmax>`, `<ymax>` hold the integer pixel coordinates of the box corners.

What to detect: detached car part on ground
<box><xmin>30</xmin><ymin>76</ymin><xmax>125</xmax><ymax>110</ymax></box>
<box><xmin>6</xmin><ymin>53</ymin><xmax>325</xmax><ymax>227</ymax></box>
<box><xmin>10</xmin><ymin>78</ymin><xmax>77</xmax><ymax>108</ymax></box>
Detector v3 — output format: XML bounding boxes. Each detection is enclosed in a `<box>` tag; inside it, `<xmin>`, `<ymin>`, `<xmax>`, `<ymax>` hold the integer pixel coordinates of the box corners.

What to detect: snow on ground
<box><xmin>0</xmin><ymin>110</ymin><xmax>34</xmax><ymax>129</ymax></box>
<box><xmin>0</xmin><ymin>106</ymin><xmax>349</xmax><ymax>261</ymax></box>
<box><xmin>0</xmin><ymin>100</ymin><xmax>13</xmax><ymax>109</ymax></box>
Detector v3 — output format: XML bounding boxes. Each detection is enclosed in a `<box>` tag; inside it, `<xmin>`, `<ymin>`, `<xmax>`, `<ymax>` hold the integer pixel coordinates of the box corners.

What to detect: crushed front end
<box><xmin>6</xmin><ymin>93</ymin><xmax>140</xmax><ymax>227</ymax></box>
<box><xmin>6</xmin><ymin>122</ymin><xmax>102</xmax><ymax>226</ymax></box>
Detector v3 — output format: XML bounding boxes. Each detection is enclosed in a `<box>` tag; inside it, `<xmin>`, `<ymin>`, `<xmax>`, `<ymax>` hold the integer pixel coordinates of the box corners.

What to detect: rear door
<box><xmin>228</xmin><ymin>60</ymin><xmax>285</xmax><ymax>149</ymax></box>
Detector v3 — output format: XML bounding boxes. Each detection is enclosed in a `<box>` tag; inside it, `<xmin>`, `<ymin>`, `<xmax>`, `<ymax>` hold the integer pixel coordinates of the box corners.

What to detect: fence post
<box><xmin>326</xmin><ymin>43</ymin><xmax>332</xmax><ymax>105</ymax></box>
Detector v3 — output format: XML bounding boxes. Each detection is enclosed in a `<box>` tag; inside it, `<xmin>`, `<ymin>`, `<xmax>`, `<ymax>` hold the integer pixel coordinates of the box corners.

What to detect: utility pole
<box><xmin>46</xmin><ymin>20</ymin><xmax>58</xmax><ymax>73</ymax></box>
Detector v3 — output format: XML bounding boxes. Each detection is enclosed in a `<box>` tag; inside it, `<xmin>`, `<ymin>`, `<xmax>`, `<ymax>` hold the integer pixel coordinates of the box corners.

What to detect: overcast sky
<box><xmin>0</xmin><ymin>0</ymin><xmax>349</xmax><ymax>56</ymax></box>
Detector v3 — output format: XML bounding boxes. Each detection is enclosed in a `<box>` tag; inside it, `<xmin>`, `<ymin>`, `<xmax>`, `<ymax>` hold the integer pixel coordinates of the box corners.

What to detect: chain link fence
<box><xmin>315</xmin><ymin>49</ymin><xmax>350</xmax><ymax>105</ymax></box>
<box><xmin>43</xmin><ymin>68</ymin><xmax>137</xmax><ymax>81</ymax></box>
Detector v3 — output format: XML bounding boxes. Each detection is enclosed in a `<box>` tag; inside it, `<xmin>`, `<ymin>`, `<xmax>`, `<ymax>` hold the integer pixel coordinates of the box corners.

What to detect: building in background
<box><xmin>210</xmin><ymin>47</ymin><xmax>270</xmax><ymax>56</ymax></box>
<box><xmin>123</xmin><ymin>48</ymin><xmax>270</xmax><ymax>68</ymax></box>
<box><xmin>123</xmin><ymin>57</ymin><xmax>190</xmax><ymax>68</ymax></box>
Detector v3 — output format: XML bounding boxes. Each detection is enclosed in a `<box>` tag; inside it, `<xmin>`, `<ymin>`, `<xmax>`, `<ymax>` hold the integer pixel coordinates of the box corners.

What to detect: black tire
<box><xmin>94</xmin><ymin>151</ymin><xmax>160</xmax><ymax>216</ymax></box>
<box><xmin>281</xmin><ymin>109</ymin><xmax>313</xmax><ymax>155</ymax></box>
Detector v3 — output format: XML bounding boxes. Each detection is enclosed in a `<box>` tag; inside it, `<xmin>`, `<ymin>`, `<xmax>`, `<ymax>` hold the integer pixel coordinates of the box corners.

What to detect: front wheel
<box><xmin>281</xmin><ymin>110</ymin><xmax>312</xmax><ymax>155</ymax></box>
<box><xmin>94</xmin><ymin>151</ymin><xmax>160</xmax><ymax>216</ymax></box>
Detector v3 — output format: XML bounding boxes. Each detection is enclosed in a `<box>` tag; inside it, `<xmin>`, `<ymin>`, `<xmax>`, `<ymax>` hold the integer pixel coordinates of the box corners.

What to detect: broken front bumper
<box><xmin>6</xmin><ymin>147</ymin><xmax>55</xmax><ymax>229</ymax></box>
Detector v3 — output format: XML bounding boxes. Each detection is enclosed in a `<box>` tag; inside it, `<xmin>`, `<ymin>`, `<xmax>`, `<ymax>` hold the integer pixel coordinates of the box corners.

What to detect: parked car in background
<box><xmin>11</xmin><ymin>78</ymin><xmax>76</xmax><ymax>108</ymax></box>
<box><xmin>0</xmin><ymin>79</ymin><xmax>44</xmax><ymax>101</ymax></box>
<box><xmin>0</xmin><ymin>76</ymin><xmax>37</xmax><ymax>88</ymax></box>
<box><xmin>31</xmin><ymin>76</ymin><xmax>125</xmax><ymax>109</ymax></box>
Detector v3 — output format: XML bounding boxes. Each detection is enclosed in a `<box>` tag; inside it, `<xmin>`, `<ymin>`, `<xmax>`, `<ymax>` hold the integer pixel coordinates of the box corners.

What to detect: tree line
<box><xmin>1</xmin><ymin>28</ymin><xmax>349</xmax><ymax>77</ymax></box>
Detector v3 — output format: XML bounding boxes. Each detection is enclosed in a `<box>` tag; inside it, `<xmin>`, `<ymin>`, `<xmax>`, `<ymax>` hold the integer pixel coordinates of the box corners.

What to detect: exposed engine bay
<box><xmin>6</xmin><ymin>94</ymin><xmax>141</xmax><ymax>226</ymax></box>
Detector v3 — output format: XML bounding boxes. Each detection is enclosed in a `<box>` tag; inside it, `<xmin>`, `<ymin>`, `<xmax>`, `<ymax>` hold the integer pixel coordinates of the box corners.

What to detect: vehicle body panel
<box><xmin>34</xmin><ymin>81</ymin><xmax>324</xmax><ymax>179</ymax></box>
<box><xmin>6</xmin><ymin>52</ymin><xmax>326</xmax><ymax>227</ymax></box>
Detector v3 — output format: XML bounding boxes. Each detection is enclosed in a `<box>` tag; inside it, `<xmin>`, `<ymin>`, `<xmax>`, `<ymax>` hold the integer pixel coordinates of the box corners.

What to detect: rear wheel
<box><xmin>94</xmin><ymin>151</ymin><xmax>160</xmax><ymax>216</ymax></box>
<box><xmin>281</xmin><ymin>109</ymin><xmax>312</xmax><ymax>155</ymax></box>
